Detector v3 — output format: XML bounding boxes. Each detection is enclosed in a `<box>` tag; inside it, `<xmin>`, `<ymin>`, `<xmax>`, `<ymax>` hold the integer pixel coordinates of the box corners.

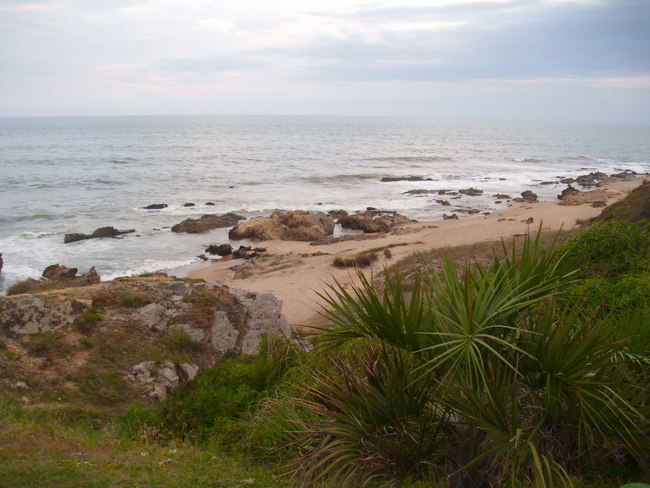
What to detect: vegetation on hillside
<box><xmin>2</xmin><ymin>216</ymin><xmax>649</xmax><ymax>487</ymax></box>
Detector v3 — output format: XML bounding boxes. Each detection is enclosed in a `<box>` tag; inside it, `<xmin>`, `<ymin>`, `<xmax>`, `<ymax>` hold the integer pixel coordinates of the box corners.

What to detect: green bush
<box><xmin>559</xmin><ymin>220</ymin><xmax>650</xmax><ymax>280</ymax></box>
<box><xmin>158</xmin><ymin>337</ymin><xmax>302</xmax><ymax>443</ymax></box>
<box><xmin>119</xmin><ymin>405</ymin><xmax>158</xmax><ymax>439</ymax></box>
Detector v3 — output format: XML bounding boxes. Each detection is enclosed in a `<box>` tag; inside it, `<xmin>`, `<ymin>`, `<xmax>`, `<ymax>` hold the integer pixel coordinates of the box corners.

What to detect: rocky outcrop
<box><xmin>64</xmin><ymin>226</ymin><xmax>135</xmax><ymax>244</ymax></box>
<box><xmin>0</xmin><ymin>253</ymin><xmax>3</xmax><ymax>272</ymax></box>
<box><xmin>576</xmin><ymin>171</ymin><xmax>608</xmax><ymax>187</ymax></box>
<box><xmin>7</xmin><ymin>265</ymin><xmax>100</xmax><ymax>295</ymax></box>
<box><xmin>205</xmin><ymin>244</ymin><xmax>233</xmax><ymax>256</ymax></box>
<box><xmin>338</xmin><ymin>210</ymin><xmax>414</xmax><ymax>234</ymax></box>
<box><xmin>514</xmin><ymin>190</ymin><xmax>538</xmax><ymax>203</ymax></box>
<box><xmin>459</xmin><ymin>188</ymin><xmax>483</xmax><ymax>196</ymax></box>
<box><xmin>143</xmin><ymin>203</ymin><xmax>168</xmax><ymax>210</ymax></box>
<box><xmin>172</xmin><ymin>213</ymin><xmax>245</xmax><ymax>234</ymax></box>
<box><xmin>558</xmin><ymin>185</ymin><xmax>581</xmax><ymax>201</ymax></box>
<box><xmin>229</xmin><ymin>211</ymin><xmax>335</xmax><ymax>241</ymax></box>
<box><xmin>0</xmin><ymin>273</ymin><xmax>310</xmax><ymax>405</ymax></box>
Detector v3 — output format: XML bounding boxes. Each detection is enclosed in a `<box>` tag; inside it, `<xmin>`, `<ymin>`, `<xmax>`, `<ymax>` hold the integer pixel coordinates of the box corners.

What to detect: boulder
<box><xmin>338</xmin><ymin>210</ymin><xmax>413</xmax><ymax>234</ymax></box>
<box><xmin>205</xmin><ymin>244</ymin><xmax>233</xmax><ymax>256</ymax></box>
<box><xmin>171</xmin><ymin>213</ymin><xmax>246</xmax><ymax>234</ymax></box>
<box><xmin>576</xmin><ymin>172</ymin><xmax>608</xmax><ymax>187</ymax></box>
<box><xmin>493</xmin><ymin>194</ymin><xmax>511</xmax><ymax>200</ymax></box>
<box><xmin>558</xmin><ymin>185</ymin><xmax>580</xmax><ymax>201</ymax></box>
<box><xmin>514</xmin><ymin>190</ymin><xmax>538</xmax><ymax>203</ymax></box>
<box><xmin>183</xmin><ymin>202</ymin><xmax>195</xmax><ymax>207</ymax></box>
<box><xmin>8</xmin><ymin>265</ymin><xmax>101</xmax><ymax>295</ymax></box>
<box><xmin>443</xmin><ymin>213</ymin><xmax>459</xmax><ymax>220</ymax></box>
<box><xmin>459</xmin><ymin>188</ymin><xmax>483</xmax><ymax>196</ymax></box>
<box><xmin>0</xmin><ymin>253</ymin><xmax>3</xmax><ymax>273</ymax></box>
<box><xmin>64</xmin><ymin>226</ymin><xmax>135</xmax><ymax>244</ymax></box>
<box><xmin>229</xmin><ymin>211</ymin><xmax>335</xmax><ymax>241</ymax></box>
<box><xmin>143</xmin><ymin>203</ymin><xmax>167</xmax><ymax>210</ymax></box>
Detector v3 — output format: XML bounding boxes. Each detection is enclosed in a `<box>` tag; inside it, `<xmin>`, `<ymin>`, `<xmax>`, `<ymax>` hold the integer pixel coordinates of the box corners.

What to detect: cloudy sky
<box><xmin>1</xmin><ymin>0</ymin><xmax>648</xmax><ymax>124</ymax></box>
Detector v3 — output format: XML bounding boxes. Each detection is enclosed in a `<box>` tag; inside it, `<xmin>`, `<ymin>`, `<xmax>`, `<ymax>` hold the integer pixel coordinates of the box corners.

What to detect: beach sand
<box><xmin>188</xmin><ymin>179</ymin><xmax>643</xmax><ymax>332</ymax></box>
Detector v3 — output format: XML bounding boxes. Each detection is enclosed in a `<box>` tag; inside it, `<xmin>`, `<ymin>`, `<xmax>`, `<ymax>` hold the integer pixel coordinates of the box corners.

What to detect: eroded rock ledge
<box><xmin>0</xmin><ymin>273</ymin><xmax>310</xmax><ymax>405</ymax></box>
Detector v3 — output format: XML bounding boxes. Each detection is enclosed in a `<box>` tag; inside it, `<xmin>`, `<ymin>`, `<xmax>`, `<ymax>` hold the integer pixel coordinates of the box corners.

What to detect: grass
<box><xmin>0</xmin><ymin>399</ymin><xmax>289</xmax><ymax>488</ymax></box>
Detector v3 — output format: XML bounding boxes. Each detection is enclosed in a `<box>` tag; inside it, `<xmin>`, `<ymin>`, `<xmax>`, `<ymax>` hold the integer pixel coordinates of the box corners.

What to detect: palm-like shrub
<box><xmin>283</xmin><ymin>231</ymin><xmax>649</xmax><ymax>487</ymax></box>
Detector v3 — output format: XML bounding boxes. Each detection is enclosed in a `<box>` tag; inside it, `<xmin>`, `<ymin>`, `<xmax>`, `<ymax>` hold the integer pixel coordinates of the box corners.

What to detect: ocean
<box><xmin>1</xmin><ymin>115</ymin><xmax>648</xmax><ymax>292</ymax></box>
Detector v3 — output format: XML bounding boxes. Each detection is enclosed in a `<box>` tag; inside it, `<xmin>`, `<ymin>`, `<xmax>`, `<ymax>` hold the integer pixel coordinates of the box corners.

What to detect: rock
<box><xmin>443</xmin><ymin>213</ymin><xmax>459</xmax><ymax>220</ymax></box>
<box><xmin>205</xmin><ymin>202</ymin><xmax>216</xmax><ymax>206</ymax></box>
<box><xmin>592</xmin><ymin>201</ymin><xmax>607</xmax><ymax>208</ymax></box>
<box><xmin>1</xmin><ymin>274</ymin><xmax>311</xmax><ymax>406</ymax></box>
<box><xmin>143</xmin><ymin>203</ymin><xmax>168</xmax><ymax>210</ymax></box>
<box><xmin>229</xmin><ymin>211</ymin><xmax>335</xmax><ymax>241</ymax></box>
<box><xmin>328</xmin><ymin>209</ymin><xmax>348</xmax><ymax>220</ymax></box>
<box><xmin>64</xmin><ymin>227</ymin><xmax>135</xmax><ymax>244</ymax></box>
<box><xmin>559</xmin><ymin>178</ymin><xmax>575</xmax><ymax>184</ymax></box>
<box><xmin>9</xmin><ymin>265</ymin><xmax>101</xmax><ymax>294</ymax></box>
<box><xmin>514</xmin><ymin>190</ymin><xmax>538</xmax><ymax>203</ymax></box>
<box><xmin>381</xmin><ymin>176</ymin><xmax>432</xmax><ymax>182</ymax></box>
<box><xmin>493</xmin><ymin>194</ymin><xmax>511</xmax><ymax>199</ymax></box>
<box><xmin>558</xmin><ymin>185</ymin><xmax>580</xmax><ymax>200</ymax></box>
<box><xmin>183</xmin><ymin>202</ymin><xmax>195</xmax><ymax>207</ymax></box>
<box><xmin>435</xmin><ymin>199</ymin><xmax>450</xmax><ymax>206</ymax></box>
<box><xmin>459</xmin><ymin>188</ymin><xmax>483</xmax><ymax>196</ymax></box>
<box><xmin>0</xmin><ymin>253</ymin><xmax>3</xmax><ymax>272</ymax></box>
<box><xmin>610</xmin><ymin>170</ymin><xmax>637</xmax><ymax>180</ymax></box>
<box><xmin>338</xmin><ymin>210</ymin><xmax>413</xmax><ymax>234</ymax></box>
<box><xmin>205</xmin><ymin>244</ymin><xmax>233</xmax><ymax>256</ymax></box>
<box><xmin>523</xmin><ymin>217</ymin><xmax>534</xmax><ymax>224</ymax></box>
<box><xmin>172</xmin><ymin>213</ymin><xmax>246</xmax><ymax>234</ymax></box>
<box><xmin>576</xmin><ymin>171</ymin><xmax>608</xmax><ymax>187</ymax></box>
<box><xmin>404</xmin><ymin>189</ymin><xmax>437</xmax><ymax>195</ymax></box>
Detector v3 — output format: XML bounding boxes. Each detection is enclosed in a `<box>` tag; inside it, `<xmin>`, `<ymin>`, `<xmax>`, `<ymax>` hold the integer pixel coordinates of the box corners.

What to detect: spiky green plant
<box><xmin>285</xmin><ymin>229</ymin><xmax>649</xmax><ymax>487</ymax></box>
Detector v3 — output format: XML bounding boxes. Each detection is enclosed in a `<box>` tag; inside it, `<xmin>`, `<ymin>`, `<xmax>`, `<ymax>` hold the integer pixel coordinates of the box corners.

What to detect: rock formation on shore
<box><xmin>0</xmin><ymin>273</ymin><xmax>310</xmax><ymax>405</ymax></box>
<box><xmin>338</xmin><ymin>210</ymin><xmax>414</xmax><ymax>233</ymax></box>
<box><xmin>172</xmin><ymin>213</ymin><xmax>246</xmax><ymax>234</ymax></box>
<box><xmin>229</xmin><ymin>211</ymin><xmax>335</xmax><ymax>241</ymax></box>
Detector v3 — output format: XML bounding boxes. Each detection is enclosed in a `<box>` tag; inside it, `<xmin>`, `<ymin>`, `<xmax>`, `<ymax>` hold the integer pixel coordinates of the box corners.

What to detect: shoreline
<box><xmin>184</xmin><ymin>178</ymin><xmax>644</xmax><ymax>332</ymax></box>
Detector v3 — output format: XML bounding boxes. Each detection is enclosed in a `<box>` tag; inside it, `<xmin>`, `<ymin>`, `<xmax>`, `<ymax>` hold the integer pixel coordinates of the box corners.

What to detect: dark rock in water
<box><xmin>205</xmin><ymin>202</ymin><xmax>216</xmax><ymax>206</ymax></box>
<box><xmin>205</xmin><ymin>244</ymin><xmax>233</xmax><ymax>256</ymax></box>
<box><xmin>435</xmin><ymin>199</ymin><xmax>450</xmax><ymax>206</ymax></box>
<box><xmin>493</xmin><ymin>194</ymin><xmax>511</xmax><ymax>200</ymax></box>
<box><xmin>143</xmin><ymin>203</ymin><xmax>168</xmax><ymax>210</ymax></box>
<box><xmin>540</xmin><ymin>181</ymin><xmax>555</xmax><ymax>185</ymax></box>
<box><xmin>404</xmin><ymin>189</ymin><xmax>437</xmax><ymax>195</ymax></box>
<box><xmin>0</xmin><ymin>253</ymin><xmax>2</xmax><ymax>272</ymax></box>
<box><xmin>183</xmin><ymin>202</ymin><xmax>195</xmax><ymax>207</ymax></box>
<box><xmin>558</xmin><ymin>185</ymin><xmax>580</xmax><ymax>200</ymax></box>
<box><xmin>91</xmin><ymin>226</ymin><xmax>120</xmax><ymax>238</ymax></box>
<box><xmin>381</xmin><ymin>176</ymin><xmax>433</xmax><ymax>182</ymax></box>
<box><xmin>559</xmin><ymin>178</ymin><xmax>575</xmax><ymax>184</ymax></box>
<box><xmin>339</xmin><ymin>210</ymin><xmax>413</xmax><ymax>234</ymax></box>
<box><xmin>229</xmin><ymin>211</ymin><xmax>335</xmax><ymax>241</ymax></box>
<box><xmin>197</xmin><ymin>254</ymin><xmax>208</xmax><ymax>261</ymax></box>
<box><xmin>64</xmin><ymin>233</ymin><xmax>86</xmax><ymax>244</ymax></box>
<box><xmin>443</xmin><ymin>213</ymin><xmax>459</xmax><ymax>220</ymax></box>
<box><xmin>459</xmin><ymin>188</ymin><xmax>483</xmax><ymax>196</ymax></box>
<box><xmin>172</xmin><ymin>213</ymin><xmax>246</xmax><ymax>234</ymax></box>
<box><xmin>514</xmin><ymin>190</ymin><xmax>538</xmax><ymax>203</ymax></box>
<box><xmin>64</xmin><ymin>227</ymin><xmax>135</xmax><ymax>244</ymax></box>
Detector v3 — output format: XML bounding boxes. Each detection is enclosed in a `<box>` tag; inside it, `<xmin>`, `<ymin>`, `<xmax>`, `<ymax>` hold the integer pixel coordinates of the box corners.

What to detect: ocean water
<box><xmin>1</xmin><ymin>115</ymin><xmax>649</xmax><ymax>292</ymax></box>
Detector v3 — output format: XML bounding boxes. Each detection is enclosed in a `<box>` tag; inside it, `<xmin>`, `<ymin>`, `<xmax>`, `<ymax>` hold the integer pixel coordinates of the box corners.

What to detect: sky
<box><xmin>0</xmin><ymin>0</ymin><xmax>649</xmax><ymax>124</ymax></box>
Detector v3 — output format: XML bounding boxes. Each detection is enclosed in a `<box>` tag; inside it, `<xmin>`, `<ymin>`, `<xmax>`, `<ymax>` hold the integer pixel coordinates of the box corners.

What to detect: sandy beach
<box><xmin>187</xmin><ymin>179</ymin><xmax>644</xmax><ymax>332</ymax></box>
